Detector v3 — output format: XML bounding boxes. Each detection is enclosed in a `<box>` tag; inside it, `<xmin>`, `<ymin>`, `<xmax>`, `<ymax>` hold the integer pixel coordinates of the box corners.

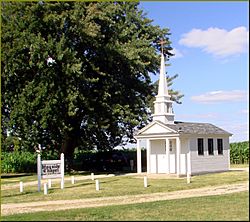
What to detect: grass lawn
<box><xmin>1</xmin><ymin>168</ymin><xmax>249</xmax><ymax>221</ymax></box>
<box><xmin>1</xmin><ymin>170</ymin><xmax>249</xmax><ymax>205</ymax></box>
<box><xmin>2</xmin><ymin>191</ymin><xmax>249</xmax><ymax>221</ymax></box>
<box><xmin>1</xmin><ymin>170</ymin><xmax>249</xmax><ymax>204</ymax></box>
<box><xmin>230</xmin><ymin>163</ymin><xmax>249</xmax><ymax>168</ymax></box>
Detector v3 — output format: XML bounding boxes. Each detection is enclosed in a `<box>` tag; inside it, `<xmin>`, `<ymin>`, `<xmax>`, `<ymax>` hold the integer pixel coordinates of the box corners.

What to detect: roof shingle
<box><xmin>165</xmin><ymin>121</ymin><xmax>232</xmax><ymax>135</ymax></box>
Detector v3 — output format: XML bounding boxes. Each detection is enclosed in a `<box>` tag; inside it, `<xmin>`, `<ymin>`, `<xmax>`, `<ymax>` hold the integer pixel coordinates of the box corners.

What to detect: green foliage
<box><xmin>230</xmin><ymin>141</ymin><xmax>249</xmax><ymax>164</ymax></box>
<box><xmin>1</xmin><ymin>151</ymin><xmax>37</xmax><ymax>173</ymax></box>
<box><xmin>40</xmin><ymin>149</ymin><xmax>60</xmax><ymax>160</ymax></box>
<box><xmin>1</xmin><ymin>149</ymin><xmax>60</xmax><ymax>173</ymax></box>
<box><xmin>1</xmin><ymin>1</ymin><xmax>180</xmax><ymax>161</ymax></box>
<box><xmin>1</xmin><ymin>136</ymin><xmax>22</xmax><ymax>152</ymax></box>
<box><xmin>0</xmin><ymin>148</ymin><xmax>143</xmax><ymax>173</ymax></box>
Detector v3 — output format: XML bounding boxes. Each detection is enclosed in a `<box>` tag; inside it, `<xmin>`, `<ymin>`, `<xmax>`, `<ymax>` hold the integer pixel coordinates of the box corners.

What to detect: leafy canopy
<box><xmin>1</xmin><ymin>1</ymin><xmax>182</xmax><ymax>157</ymax></box>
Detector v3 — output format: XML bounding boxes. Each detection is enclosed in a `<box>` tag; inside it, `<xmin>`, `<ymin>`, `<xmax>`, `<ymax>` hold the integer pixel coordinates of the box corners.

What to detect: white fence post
<box><xmin>187</xmin><ymin>173</ymin><xmax>191</xmax><ymax>184</ymax></box>
<box><xmin>61</xmin><ymin>153</ymin><xmax>64</xmax><ymax>189</ymax></box>
<box><xmin>144</xmin><ymin>176</ymin><xmax>148</xmax><ymax>188</ymax></box>
<box><xmin>48</xmin><ymin>179</ymin><xmax>52</xmax><ymax>188</ymax></box>
<box><xmin>20</xmin><ymin>181</ymin><xmax>23</xmax><ymax>193</ymax></box>
<box><xmin>95</xmin><ymin>180</ymin><xmax>100</xmax><ymax>191</ymax></box>
<box><xmin>71</xmin><ymin>176</ymin><xmax>75</xmax><ymax>184</ymax></box>
<box><xmin>37</xmin><ymin>154</ymin><xmax>41</xmax><ymax>192</ymax></box>
<box><xmin>91</xmin><ymin>173</ymin><xmax>94</xmax><ymax>180</ymax></box>
<box><xmin>44</xmin><ymin>183</ymin><xmax>48</xmax><ymax>195</ymax></box>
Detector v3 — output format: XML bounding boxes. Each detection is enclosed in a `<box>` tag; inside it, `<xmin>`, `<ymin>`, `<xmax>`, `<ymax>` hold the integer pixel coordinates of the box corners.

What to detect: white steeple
<box><xmin>158</xmin><ymin>53</ymin><xmax>169</xmax><ymax>96</ymax></box>
<box><xmin>152</xmin><ymin>51</ymin><xmax>175</xmax><ymax>124</ymax></box>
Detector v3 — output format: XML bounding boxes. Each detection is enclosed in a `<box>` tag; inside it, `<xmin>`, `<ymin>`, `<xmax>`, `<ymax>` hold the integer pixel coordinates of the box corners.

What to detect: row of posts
<box><xmin>19</xmin><ymin>173</ymin><xmax>192</xmax><ymax>195</ymax></box>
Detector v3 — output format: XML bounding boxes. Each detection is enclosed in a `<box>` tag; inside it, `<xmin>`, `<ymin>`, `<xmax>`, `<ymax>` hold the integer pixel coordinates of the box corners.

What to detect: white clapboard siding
<box><xmin>189</xmin><ymin>137</ymin><xmax>230</xmax><ymax>174</ymax></box>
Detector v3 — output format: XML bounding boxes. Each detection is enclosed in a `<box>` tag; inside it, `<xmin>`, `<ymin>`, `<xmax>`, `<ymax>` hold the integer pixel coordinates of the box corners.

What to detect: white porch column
<box><xmin>176</xmin><ymin>137</ymin><xmax>181</xmax><ymax>176</ymax></box>
<box><xmin>187</xmin><ymin>139</ymin><xmax>191</xmax><ymax>175</ymax></box>
<box><xmin>137</xmin><ymin>139</ymin><xmax>142</xmax><ymax>173</ymax></box>
<box><xmin>146</xmin><ymin>139</ymin><xmax>151</xmax><ymax>174</ymax></box>
<box><xmin>165</xmin><ymin>138</ymin><xmax>170</xmax><ymax>174</ymax></box>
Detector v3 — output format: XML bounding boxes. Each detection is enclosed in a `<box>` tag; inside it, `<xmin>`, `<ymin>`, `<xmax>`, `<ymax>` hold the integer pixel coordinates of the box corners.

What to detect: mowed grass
<box><xmin>230</xmin><ymin>163</ymin><xmax>249</xmax><ymax>168</ymax></box>
<box><xmin>1</xmin><ymin>170</ymin><xmax>249</xmax><ymax>204</ymax></box>
<box><xmin>1</xmin><ymin>174</ymin><xmax>38</xmax><ymax>185</ymax></box>
<box><xmin>2</xmin><ymin>191</ymin><xmax>249</xmax><ymax>221</ymax></box>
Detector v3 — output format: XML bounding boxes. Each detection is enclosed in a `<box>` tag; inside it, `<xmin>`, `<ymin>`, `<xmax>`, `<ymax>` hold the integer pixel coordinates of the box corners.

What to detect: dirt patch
<box><xmin>1</xmin><ymin>181</ymin><xmax>248</xmax><ymax>216</ymax></box>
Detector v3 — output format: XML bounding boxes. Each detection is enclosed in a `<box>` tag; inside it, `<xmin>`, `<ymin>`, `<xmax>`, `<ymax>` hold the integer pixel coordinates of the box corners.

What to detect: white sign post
<box><xmin>60</xmin><ymin>153</ymin><xmax>64</xmax><ymax>189</ymax></box>
<box><xmin>37</xmin><ymin>154</ymin><xmax>41</xmax><ymax>192</ymax></box>
<box><xmin>37</xmin><ymin>153</ymin><xmax>64</xmax><ymax>192</ymax></box>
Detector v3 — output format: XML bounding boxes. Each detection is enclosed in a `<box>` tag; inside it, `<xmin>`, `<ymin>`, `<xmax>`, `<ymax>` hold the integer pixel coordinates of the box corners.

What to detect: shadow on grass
<box><xmin>60</xmin><ymin>178</ymin><xmax>120</xmax><ymax>189</ymax></box>
<box><xmin>66</xmin><ymin>170</ymin><xmax>136</xmax><ymax>176</ymax></box>
<box><xmin>2</xmin><ymin>190</ymin><xmax>40</xmax><ymax>198</ymax></box>
<box><xmin>1</xmin><ymin>173</ymin><xmax>34</xmax><ymax>179</ymax></box>
<box><xmin>55</xmin><ymin>181</ymin><xmax>95</xmax><ymax>189</ymax></box>
<box><xmin>66</xmin><ymin>171</ymin><xmax>113</xmax><ymax>176</ymax></box>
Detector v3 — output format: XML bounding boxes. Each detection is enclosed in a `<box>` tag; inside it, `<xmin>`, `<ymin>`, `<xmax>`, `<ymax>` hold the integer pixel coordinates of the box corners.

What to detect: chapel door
<box><xmin>150</xmin><ymin>154</ymin><xmax>157</xmax><ymax>173</ymax></box>
<box><xmin>150</xmin><ymin>140</ymin><xmax>166</xmax><ymax>173</ymax></box>
<box><xmin>169</xmin><ymin>140</ymin><xmax>176</xmax><ymax>173</ymax></box>
<box><xmin>158</xmin><ymin>154</ymin><xmax>167</xmax><ymax>173</ymax></box>
<box><xmin>169</xmin><ymin>154</ymin><xmax>175</xmax><ymax>173</ymax></box>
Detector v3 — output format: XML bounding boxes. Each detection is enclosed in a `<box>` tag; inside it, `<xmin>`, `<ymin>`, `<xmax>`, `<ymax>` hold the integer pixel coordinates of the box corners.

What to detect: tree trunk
<box><xmin>61</xmin><ymin>135</ymin><xmax>78</xmax><ymax>172</ymax></box>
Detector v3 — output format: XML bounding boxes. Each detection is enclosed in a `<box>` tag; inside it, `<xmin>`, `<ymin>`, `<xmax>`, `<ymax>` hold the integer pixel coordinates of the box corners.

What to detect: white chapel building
<box><xmin>134</xmin><ymin>51</ymin><xmax>232</xmax><ymax>176</ymax></box>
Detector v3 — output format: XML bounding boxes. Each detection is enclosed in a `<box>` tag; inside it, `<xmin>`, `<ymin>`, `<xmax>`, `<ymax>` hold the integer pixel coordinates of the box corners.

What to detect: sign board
<box><xmin>37</xmin><ymin>153</ymin><xmax>64</xmax><ymax>191</ymax></box>
<box><xmin>42</xmin><ymin>160</ymin><xmax>61</xmax><ymax>179</ymax></box>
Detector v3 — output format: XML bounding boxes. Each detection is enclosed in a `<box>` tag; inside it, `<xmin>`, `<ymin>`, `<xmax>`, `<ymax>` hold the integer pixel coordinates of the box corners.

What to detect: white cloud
<box><xmin>240</xmin><ymin>109</ymin><xmax>249</xmax><ymax>114</ymax></box>
<box><xmin>191</xmin><ymin>90</ymin><xmax>248</xmax><ymax>104</ymax></box>
<box><xmin>170</xmin><ymin>48</ymin><xmax>183</xmax><ymax>59</ymax></box>
<box><xmin>179</xmin><ymin>26</ymin><xmax>249</xmax><ymax>58</ymax></box>
<box><xmin>177</xmin><ymin>113</ymin><xmax>219</xmax><ymax>120</ymax></box>
<box><xmin>221</xmin><ymin>123</ymin><xmax>249</xmax><ymax>142</ymax></box>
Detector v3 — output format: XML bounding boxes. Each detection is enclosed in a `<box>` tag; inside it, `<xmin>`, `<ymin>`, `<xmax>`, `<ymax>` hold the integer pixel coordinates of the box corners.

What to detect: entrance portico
<box><xmin>136</xmin><ymin>136</ymin><xmax>187</xmax><ymax>176</ymax></box>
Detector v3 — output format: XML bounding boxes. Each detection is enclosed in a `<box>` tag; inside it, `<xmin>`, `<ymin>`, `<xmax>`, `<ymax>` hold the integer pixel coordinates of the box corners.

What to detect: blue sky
<box><xmin>139</xmin><ymin>1</ymin><xmax>249</xmax><ymax>143</ymax></box>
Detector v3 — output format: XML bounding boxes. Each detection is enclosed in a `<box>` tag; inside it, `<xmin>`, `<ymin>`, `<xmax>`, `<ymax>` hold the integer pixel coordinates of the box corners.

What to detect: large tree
<box><xmin>1</xmin><ymin>1</ymin><xmax>181</xmax><ymax>164</ymax></box>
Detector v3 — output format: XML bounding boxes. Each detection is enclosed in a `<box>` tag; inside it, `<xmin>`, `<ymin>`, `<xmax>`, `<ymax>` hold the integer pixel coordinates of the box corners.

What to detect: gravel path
<box><xmin>1</xmin><ymin>181</ymin><xmax>248</xmax><ymax>216</ymax></box>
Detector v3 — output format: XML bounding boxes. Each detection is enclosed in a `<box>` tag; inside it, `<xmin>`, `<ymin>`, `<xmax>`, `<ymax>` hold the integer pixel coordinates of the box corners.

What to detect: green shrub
<box><xmin>1</xmin><ymin>151</ymin><xmax>37</xmax><ymax>173</ymax></box>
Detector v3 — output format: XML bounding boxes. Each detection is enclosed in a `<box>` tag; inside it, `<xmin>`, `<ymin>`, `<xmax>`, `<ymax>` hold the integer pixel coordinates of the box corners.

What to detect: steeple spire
<box><xmin>152</xmin><ymin>41</ymin><xmax>175</xmax><ymax>124</ymax></box>
<box><xmin>158</xmin><ymin>53</ymin><xmax>169</xmax><ymax>97</ymax></box>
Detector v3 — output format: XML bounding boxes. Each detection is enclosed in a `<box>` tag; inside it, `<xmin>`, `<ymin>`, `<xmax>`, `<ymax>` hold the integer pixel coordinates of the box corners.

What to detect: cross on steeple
<box><xmin>152</xmin><ymin>37</ymin><xmax>175</xmax><ymax>124</ymax></box>
<box><xmin>158</xmin><ymin>38</ymin><xmax>167</xmax><ymax>54</ymax></box>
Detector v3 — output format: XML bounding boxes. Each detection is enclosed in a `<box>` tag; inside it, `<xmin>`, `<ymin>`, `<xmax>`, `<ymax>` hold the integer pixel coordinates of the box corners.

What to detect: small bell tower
<box><xmin>152</xmin><ymin>40</ymin><xmax>175</xmax><ymax>124</ymax></box>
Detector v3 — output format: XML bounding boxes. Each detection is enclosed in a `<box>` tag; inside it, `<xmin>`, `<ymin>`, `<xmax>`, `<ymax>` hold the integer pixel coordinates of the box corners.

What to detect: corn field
<box><xmin>230</xmin><ymin>141</ymin><xmax>249</xmax><ymax>164</ymax></box>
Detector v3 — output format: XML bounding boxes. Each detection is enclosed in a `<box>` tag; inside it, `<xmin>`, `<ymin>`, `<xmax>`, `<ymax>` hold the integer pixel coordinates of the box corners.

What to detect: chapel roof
<box><xmin>165</xmin><ymin>121</ymin><xmax>232</xmax><ymax>135</ymax></box>
<box><xmin>135</xmin><ymin>120</ymin><xmax>232</xmax><ymax>137</ymax></box>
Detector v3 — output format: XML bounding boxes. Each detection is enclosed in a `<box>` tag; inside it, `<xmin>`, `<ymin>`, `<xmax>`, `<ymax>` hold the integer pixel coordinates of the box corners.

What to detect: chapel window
<box><xmin>169</xmin><ymin>140</ymin><xmax>173</xmax><ymax>152</ymax></box>
<box><xmin>197</xmin><ymin>138</ymin><xmax>204</xmax><ymax>155</ymax></box>
<box><xmin>217</xmin><ymin>138</ymin><xmax>223</xmax><ymax>155</ymax></box>
<box><xmin>208</xmin><ymin>138</ymin><xmax>214</xmax><ymax>155</ymax></box>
